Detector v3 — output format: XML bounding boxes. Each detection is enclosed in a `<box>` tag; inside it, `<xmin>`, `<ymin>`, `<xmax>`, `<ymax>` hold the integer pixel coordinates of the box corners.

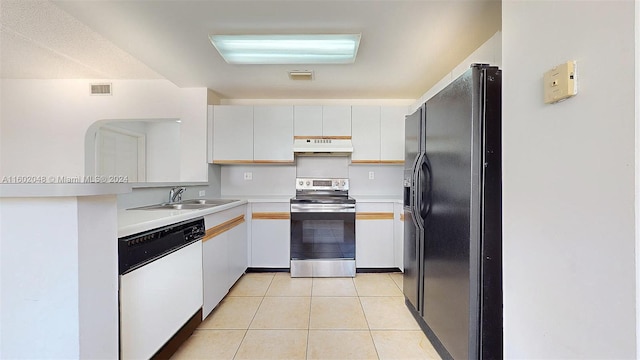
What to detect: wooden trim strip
<box><xmin>252</xmin><ymin>160</ymin><xmax>295</xmax><ymax>164</ymax></box>
<box><xmin>351</xmin><ymin>160</ymin><xmax>404</xmax><ymax>164</ymax></box>
<box><xmin>213</xmin><ymin>160</ymin><xmax>295</xmax><ymax>164</ymax></box>
<box><xmin>212</xmin><ymin>160</ymin><xmax>255</xmax><ymax>164</ymax></box>
<box><xmin>379</xmin><ymin>160</ymin><xmax>405</xmax><ymax>164</ymax></box>
<box><xmin>252</xmin><ymin>212</ymin><xmax>290</xmax><ymax>220</ymax></box>
<box><xmin>356</xmin><ymin>212</ymin><xmax>394</xmax><ymax>220</ymax></box>
<box><xmin>400</xmin><ymin>213</ymin><xmax>405</xmax><ymax>221</ymax></box>
<box><xmin>203</xmin><ymin>215</ymin><xmax>245</xmax><ymax>242</ymax></box>
<box><xmin>293</xmin><ymin>136</ymin><xmax>352</xmax><ymax>140</ymax></box>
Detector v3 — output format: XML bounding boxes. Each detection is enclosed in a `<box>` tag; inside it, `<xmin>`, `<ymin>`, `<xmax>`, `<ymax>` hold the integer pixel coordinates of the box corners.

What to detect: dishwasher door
<box><xmin>120</xmin><ymin>241</ymin><xmax>203</xmax><ymax>360</ymax></box>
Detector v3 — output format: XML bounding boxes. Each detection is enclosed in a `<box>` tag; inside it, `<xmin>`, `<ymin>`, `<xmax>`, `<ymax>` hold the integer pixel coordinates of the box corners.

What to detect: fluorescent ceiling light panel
<box><xmin>209</xmin><ymin>34</ymin><xmax>361</xmax><ymax>64</ymax></box>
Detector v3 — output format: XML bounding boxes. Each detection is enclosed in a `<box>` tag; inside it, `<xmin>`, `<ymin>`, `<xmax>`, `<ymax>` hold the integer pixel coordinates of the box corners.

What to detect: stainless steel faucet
<box><xmin>169</xmin><ymin>187</ymin><xmax>186</xmax><ymax>204</ymax></box>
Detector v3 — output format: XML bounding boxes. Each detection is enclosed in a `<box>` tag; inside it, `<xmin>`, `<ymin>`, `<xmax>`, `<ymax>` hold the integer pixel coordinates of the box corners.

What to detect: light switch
<box><xmin>199</xmin><ymin>190</ymin><xmax>206</xmax><ymax>197</ymax></box>
<box><xmin>544</xmin><ymin>61</ymin><xmax>577</xmax><ymax>104</ymax></box>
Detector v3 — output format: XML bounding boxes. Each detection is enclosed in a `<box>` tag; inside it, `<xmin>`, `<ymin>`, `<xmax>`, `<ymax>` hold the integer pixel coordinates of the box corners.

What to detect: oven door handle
<box><xmin>290</xmin><ymin>204</ymin><xmax>356</xmax><ymax>213</ymax></box>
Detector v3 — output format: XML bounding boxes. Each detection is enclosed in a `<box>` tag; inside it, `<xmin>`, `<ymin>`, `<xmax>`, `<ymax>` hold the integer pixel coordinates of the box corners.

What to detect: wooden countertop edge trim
<box><xmin>252</xmin><ymin>160</ymin><xmax>295</xmax><ymax>164</ymax></box>
<box><xmin>356</xmin><ymin>212</ymin><xmax>394</xmax><ymax>220</ymax></box>
<box><xmin>203</xmin><ymin>215</ymin><xmax>245</xmax><ymax>242</ymax></box>
<box><xmin>212</xmin><ymin>160</ymin><xmax>294</xmax><ymax>164</ymax></box>
<box><xmin>293</xmin><ymin>136</ymin><xmax>352</xmax><ymax>140</ymax></box>
<box><xmin>252</xmin><ymin>212</ymin><xmax>290</xmax><ymax>220</ymax></box>
<box><xmin>400</xmin><ymin>213</ymin><xmax>405</xmax><ymax>221</ymax></box>
<box><xmin>351</xmin><ymin>160</ymin><xmax>404</xmax><ymax>164</ymax></box>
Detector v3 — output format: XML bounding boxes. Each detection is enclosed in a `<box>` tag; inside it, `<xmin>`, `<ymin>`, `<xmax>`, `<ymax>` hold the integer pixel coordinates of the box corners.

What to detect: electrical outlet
<box><xmin>199</xmin><ymin>190</ymin><xmax>205</xmax><ymax>197</ymax></box>
<box><xmin>369</xmin><ymin>171</ymin><xmax>375</xmax><ymax>180</ymax></box>
<box><xmin>244</xmin><ymin>172</ymin><xmax>253</xmax><ymax>180</ymax></box>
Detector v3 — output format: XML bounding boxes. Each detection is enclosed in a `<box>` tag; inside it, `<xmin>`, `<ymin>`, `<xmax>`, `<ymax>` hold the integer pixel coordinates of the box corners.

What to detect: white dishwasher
<box><xmin>118</xmin><ymin>218</ymin><xmax>205</xmax><ymax>360</ymax></box>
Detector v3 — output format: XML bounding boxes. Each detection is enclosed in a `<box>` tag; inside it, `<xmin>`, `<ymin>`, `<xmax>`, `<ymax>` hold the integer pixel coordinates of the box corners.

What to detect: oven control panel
<box><xmin>296</xmin><ymin>177</ymin><xmax>349</xmax><ymax>191</ymax></box>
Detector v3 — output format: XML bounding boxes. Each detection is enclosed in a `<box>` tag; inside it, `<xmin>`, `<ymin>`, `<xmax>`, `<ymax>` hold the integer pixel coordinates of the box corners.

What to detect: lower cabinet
<box><xmin>250</xmin><ymin>202</ymin><xmax>291</xmax><ymax>268</ymax></box>
<box><xmin>356</xmin><ymin>202</ymin><xmax>395</xmax><ymax>268</ymax></box>
<box><xmin>202</xmin><ymin>205</ymin><xmax>247</xmax><ymax>319</ymax></box>
<box><xmin>394</xmin><ymin>202</ymin><xmax>404</xmax><ymax>270</ymax></box>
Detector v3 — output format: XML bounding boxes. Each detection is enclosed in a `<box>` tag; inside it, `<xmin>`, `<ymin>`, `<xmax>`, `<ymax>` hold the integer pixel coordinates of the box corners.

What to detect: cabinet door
<box><xmin>294</xmin><ymin>105</ymin><xmax>323</xmax><ymax>137</ymax></box>
<box><xmin>212</xmin><ymin>105</ymin><xmax>253</xmax><ymax>162</ymax></box>
<box><xmin>253</xmin><ymin>106</ymin><xmax>294</xmax><ymax>162</ymax></box>
<box><xmin>202</xmin><ymin>234</ymin><xmax>229</xmax><ymax>318</ymax></box>
<box><xmin>322</xmin><ymin>105</ymin><xmax>352</xmax><ymax>137</ymax></box>
<box><xmin>393</xmin><ymin>202</ymin><xmax>404</xmax><ymax>269</ymax></box>
<box><xmin>380</xmin><ymin>106</ymin><xmax>407</xmax><ymax>162</ymax></box>
<box><xmin>351</xmin><ymin>106</ymin><xmax>381</xmax><ymax>162</ymax></box>
<box><xmin>227</xmin><ymin>221</ymin><xmax>248</xmax><ymax>288</ymax></box>
<box><xmin>355</xmin><ymin>203</ymin><xmax>395</xmax><ymax>268</ymax></box>
<box><xmin>251</xmin><ymin>203</ymin><xmax>290</xmax><ymax>268</ymax></box>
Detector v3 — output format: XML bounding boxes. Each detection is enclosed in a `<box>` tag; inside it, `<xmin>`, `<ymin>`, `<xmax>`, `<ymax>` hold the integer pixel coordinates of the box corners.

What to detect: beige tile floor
<box><xmin>172</xmin><ymin>272</ymin><xmax>441</xmax><ymax>360</ymax></box>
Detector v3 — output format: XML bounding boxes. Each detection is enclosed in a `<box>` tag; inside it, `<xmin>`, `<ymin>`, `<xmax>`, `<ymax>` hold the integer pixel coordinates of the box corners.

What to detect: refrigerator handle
<box><xmin>412</xmin><ymin>153</ymin><xmax>425</xmax><ymax>229</ymax></box>
<box><xmin>418</xmin><ymin>155</ymin><xmax>432</xmax><ymax>220</ymax></box>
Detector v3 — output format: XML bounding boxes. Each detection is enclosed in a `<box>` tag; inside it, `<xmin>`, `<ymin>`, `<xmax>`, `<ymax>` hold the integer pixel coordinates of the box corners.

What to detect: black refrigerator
<box><xmin>403</xmin><ymin>64</ymin><xmax>502</xmax><ymax>360</ymax></box>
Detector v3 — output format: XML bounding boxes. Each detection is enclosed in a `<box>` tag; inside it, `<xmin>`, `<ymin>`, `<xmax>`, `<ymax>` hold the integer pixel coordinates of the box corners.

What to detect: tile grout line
<box><xmin>231</xmin><ymin>273</ymin><xmax>276</xmax><ymax>360</ymax></box>
<box><xmin>353</xmin><ymin>276</ymin><xmax>383</xmax><ymax>360</ymax></box>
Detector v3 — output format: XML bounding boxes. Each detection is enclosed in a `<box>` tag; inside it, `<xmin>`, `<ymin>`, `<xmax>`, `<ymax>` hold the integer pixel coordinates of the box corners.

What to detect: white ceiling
<box><xmin>1</xmin><ymin>0</ymin><xmax>501</xmax><ymax>100</ymax></box>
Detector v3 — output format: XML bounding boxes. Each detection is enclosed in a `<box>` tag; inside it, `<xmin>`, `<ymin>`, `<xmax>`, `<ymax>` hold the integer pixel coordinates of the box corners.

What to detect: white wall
<box><xmin>411</xmin><ymin>31</ymin><xmax>502</xmax><ymax>112</ymax></box>
<box><xmin>0</xmin><ymin>195</ymin><xmax>119</xmax><ymax>359</ymax></box>
<box><xmin>0</xmin><ymin>79</ymin><xmax>208</xmax><ymax>182</ymax></box>
<box><xmin>503</xmin><ymin>1</ymin><xmax>636</xmax><ymax>358</ymax></box>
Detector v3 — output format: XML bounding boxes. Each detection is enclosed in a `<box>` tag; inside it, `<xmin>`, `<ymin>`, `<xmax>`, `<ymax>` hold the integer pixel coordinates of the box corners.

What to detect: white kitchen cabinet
<box><xmin>351</xmin><ymin>106</ymin><xmax>381</xmax><ymax>162</ymax></box>
<box><xmin>380</xmin><ymin>106</ymin><xmax>407</xmax><ymax>162</ymax></box>
<box><xmin>202</xmin><ymin>205</ymin><xmax>247</xmax><ymax>319</ymax></box>
<box><xmin>253</xmin><ymin>106</ymin><xmax>294</xmax><ymax>162</ymax></box>
<box><xmin>212</xmin><ymin>105</ymin><xmax>253</xmax><ymax>162</ymax></box>
<box><xmin>250</xmin><ymin>203</ymin><xmax>290</xmax><ymax>268</ymax></box>
<box><xmin>351</xmin><ymin>105</ymin><xmax>407</xmax><ymax>164</ymax></box>
<box><xmin>293</xmin><ymin>105</ymin><xmax>351</xmax><ymax>138</ymax></box>
<box><xmin>322</xmin><ymin>105</ymin><xmax>351</xmax><ymax>137</ymax></box>
<box><xmin>202</xmin><ymin>226</ymin><xmax>228</xmax><ymax>318</ymax></box>
<box><xmin>356</xmin><ymin>202</ymin><xmax>395</xmax><ymax>268</ymax></box>
<box><xmin>227</xmin><ymin>217</ymin><xmax>248</xmax><ymax>288</ymax></box>
<box><xmin>394</xmin><ymin>202</ymin><xmax>404</xmax><ymax>270</ymax></box>
<box><xmin>294</xmin><ymin>105</ymin><xmax>323</xmax><ymax>137</ymax></box>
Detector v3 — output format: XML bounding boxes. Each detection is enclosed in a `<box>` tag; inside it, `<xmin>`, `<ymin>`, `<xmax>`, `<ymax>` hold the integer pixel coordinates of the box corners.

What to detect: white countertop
<box><xmin>223</xmin><ymin>195</ymin><xmax>293</xmax><ymax>203</ymax></box>
<box><xmin>0</xmin><ymin>183</ymin><xmax>132</xmax><ymax>198</ymax></box>
<box><xmin>351</xmin><ymin>195</ymin><xmax>402</xmax><ymax>203</ymax></box>
<box><xmin>118</xmin><ymin>199</ymin><xmax>248</xmax><ymax>237</ymax></box>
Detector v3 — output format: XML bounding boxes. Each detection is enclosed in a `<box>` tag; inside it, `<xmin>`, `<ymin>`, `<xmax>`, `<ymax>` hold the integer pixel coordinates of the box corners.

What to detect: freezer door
<box><xmin>403</xmin><ymin>106</ymin><xmax>424</xmax><ymax>313</ymax></box>
<box><xmin>422</xmin><ymin>68</ymin><xmax>476</xmax><ymax>360</ymax></box>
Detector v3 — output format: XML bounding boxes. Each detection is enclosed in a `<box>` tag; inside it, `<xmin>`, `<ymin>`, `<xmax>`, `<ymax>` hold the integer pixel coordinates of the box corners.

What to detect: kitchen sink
<box><xmin>129</xmin><ymin>199</ymin><xmax>238</xmax><ymax>211</ymax></box>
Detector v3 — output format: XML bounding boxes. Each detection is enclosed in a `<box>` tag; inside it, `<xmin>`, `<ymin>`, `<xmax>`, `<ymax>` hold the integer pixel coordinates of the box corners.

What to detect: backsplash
<box><xmin>117</xmin><ymin>164</ymin><xmax>222</xmax><ymax>209</ymax></box>
<box><xmin>220</xmin><ymin>156</ymin><xmax>402</xmax><ymax>198</ymax></box>
<box><xmin>296</xmin><ymin>156</ymin><xmax>349</xmax><ymax>178</ymax></box>
<box><xmin>118</xmin><ymin>159</ymin><xmax>402</xmax><ymax>207</ymax></box>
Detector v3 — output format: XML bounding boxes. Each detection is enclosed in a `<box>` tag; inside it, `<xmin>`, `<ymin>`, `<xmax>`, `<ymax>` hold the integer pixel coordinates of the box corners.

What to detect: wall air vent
<box><xmin>90</xmin><ymin>83</ymin><xmax>112</xmax><ymax>96</ymax></box>
<box><xmin>288</xmin><ymin>71</ymin><xmax>314</xmax><ymax>81</ymax></box>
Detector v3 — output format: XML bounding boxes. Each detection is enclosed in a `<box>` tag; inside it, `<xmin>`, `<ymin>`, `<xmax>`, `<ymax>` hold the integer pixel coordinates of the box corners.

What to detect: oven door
<box><xmin>290</xmin><ymin>203</ymin><xmax>356</xmax><ymax>277</ymax></box>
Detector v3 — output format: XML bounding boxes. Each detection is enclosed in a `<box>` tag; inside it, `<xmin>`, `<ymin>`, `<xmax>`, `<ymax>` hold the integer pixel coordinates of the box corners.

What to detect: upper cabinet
<box><xmin>210</xmin><ymin>104</ymin><xmax>404</xmax><ymax>165</ymax></box>
<box><xmin>380</xmin><ymin>106</ymin><xmax>407</xmax><ymax>162</ymax></box>
<box><xmin>211</xmin><ymin>105</ymin><xmax>294</xmax><ymax>164</ymax></box>
<box><xmin>212</xmin><ymin>105</ymin><xmax>254</xmax><ymax>163</ymax></box>
<box><xmin>293</xmin><ymin>106</ymin><xmax>323</xmax><ymax>137</ymax></box>
<box><xmin>294</xmin><ymin>105</ymin><xmax>351</xmax><ymax>138</ymax></box>
<box><xmin>351</xmin><ymin>106</ymin><xmax>381</xmax><ymax>161</ymax></box>
<box><xmin>253</xmin><ymin>106</ymin><xmax>294</xmax><ymax>162</ymax></box>
<box><xmin>321</xmin><ymin>106</ymin><xmax>352</xmax><ymax>137</ymax></box>
<box><xmin>351</xmin><ymin>105</ymin><xmax>407</xmax><ymax>164</ymax></box>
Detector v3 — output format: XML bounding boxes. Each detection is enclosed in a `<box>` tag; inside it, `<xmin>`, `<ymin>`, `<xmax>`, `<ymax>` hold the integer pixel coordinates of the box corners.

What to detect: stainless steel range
<box><xmin>290</xmin><ymin>177</ymin><xmax>356</xmax><ymax>277</ymax></box>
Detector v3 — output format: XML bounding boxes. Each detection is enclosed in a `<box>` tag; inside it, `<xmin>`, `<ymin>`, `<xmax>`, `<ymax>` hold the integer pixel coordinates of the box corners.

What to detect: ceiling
<box><xmin>1</xmin><ymin>0</ymin><xmax>501</xmax><ymax>100</ymax></box>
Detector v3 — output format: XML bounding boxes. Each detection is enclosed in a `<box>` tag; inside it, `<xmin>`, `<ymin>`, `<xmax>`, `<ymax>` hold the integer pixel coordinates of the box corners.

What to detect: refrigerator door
<box><xmin>403</xmin><ymin>106</ymin><xmax>423</xmax><ymax>314</ymax></box>
<box><xmin>422</xmin><ymin>67</ymin><xmax>477</xmax><ymax>360</ymax></box>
